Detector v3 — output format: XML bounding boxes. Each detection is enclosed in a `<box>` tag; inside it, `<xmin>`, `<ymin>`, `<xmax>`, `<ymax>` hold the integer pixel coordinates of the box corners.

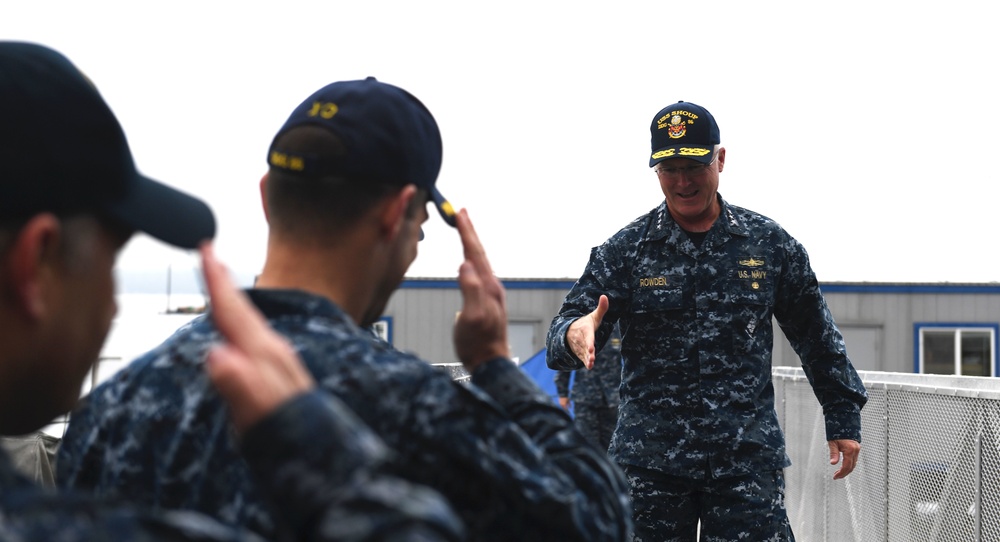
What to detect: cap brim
<box><xmin>649</xmin><ymin>145</ymin><xmax>716</xmax><ymax>167</ymax></box>
<box><xmin>430</xmin><ymin>187</ymin><xmax>456</xmax><ymax>228</ymax></box>
<box><xmin>103</xmin><ymin>173</ymin><xmax>216</xmax><ymax>249</ymax></box>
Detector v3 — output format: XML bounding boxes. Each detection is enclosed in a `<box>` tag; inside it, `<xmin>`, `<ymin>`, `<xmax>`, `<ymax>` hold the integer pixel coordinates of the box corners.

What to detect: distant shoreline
<box><xmin>116</xmin><ymin>268</ymin><xmax>257</xmax><ymax>295</ymax></box>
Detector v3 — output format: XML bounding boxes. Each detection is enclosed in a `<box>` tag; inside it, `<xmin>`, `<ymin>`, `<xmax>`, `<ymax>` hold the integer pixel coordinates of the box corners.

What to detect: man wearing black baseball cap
<box><xmin>0</xmin><ymin>41</ymin><xmax>463</xmax><ymax>541</ymax></box>
<box><xmin>58</xmin><ymin>77</ymin><xmax>632</xmax><ymax>541</ymax></box>
<box><xmin>548</xmin><ymin>101</ymin><xmax>868</xmax><ymax>540</ymax></box>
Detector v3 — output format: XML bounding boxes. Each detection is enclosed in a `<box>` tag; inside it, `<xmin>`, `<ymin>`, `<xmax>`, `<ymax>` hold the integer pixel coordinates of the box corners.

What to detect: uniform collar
<box><xmin>245</xmin><ymin>288</ymin><xmax>356</xmax><ymax>327</ymax></box>
<box><xmin>644</xmin><ymin>194</ymin><xmax>749</xmax><ymax>243</ymax></box>
<box><xmin>718</xmin><ymin>196</ymin><xmax>749</xmax><ymax>238</ymax></box>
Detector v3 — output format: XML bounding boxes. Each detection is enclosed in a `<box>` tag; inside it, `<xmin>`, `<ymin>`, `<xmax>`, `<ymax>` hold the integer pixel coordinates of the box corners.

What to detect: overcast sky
<box><xmin>6</xmin><ymin>1</ymin><xmax>999</xmax><ymax>291</ymax></box>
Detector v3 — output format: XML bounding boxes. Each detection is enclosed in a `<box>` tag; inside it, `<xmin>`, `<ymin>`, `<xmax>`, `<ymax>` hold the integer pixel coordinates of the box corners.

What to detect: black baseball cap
<box><xmin>267</xmin><ymin>77</ymin><xmax>455</xmax><ymax>227</ymax></box>
<box><xmin>0</xmin><ymin>42</ymin><xmax>215</xmax><ymax>248</ymax></box>
<box><xmin>649</xmin><ymin>101</ymin><xmax>721</xmax><ymax>167</ymax></box>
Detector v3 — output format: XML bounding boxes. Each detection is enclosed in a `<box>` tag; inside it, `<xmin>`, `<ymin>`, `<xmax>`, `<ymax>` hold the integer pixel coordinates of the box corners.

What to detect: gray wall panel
<box><xmin>385</xmin><ymin>281</ymin><xmax>1000</xmax><ymax>377</ymax></box>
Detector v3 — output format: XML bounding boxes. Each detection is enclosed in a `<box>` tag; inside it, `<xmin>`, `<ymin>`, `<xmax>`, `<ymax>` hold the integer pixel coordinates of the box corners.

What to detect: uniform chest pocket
<box><xmin>630</xmin><ymin>285</ymin><xmax>686</xmax><ymax>314</ymax></box>
<box><xmin>726</xmin><ymin>279</ymin><xmax>775</xmax><ymax>354</ymax></box>
<box><xmin>727</xmin><ymin>278</ymin><xmax>775</xmax><ymax>306</ymax></box>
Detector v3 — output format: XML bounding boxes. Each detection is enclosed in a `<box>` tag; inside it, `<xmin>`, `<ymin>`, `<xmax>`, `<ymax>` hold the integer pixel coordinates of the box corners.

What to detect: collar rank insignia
<box><xmin>727</xmin><ymin>208</ymin><xmax>738</xmax><ymax>227</ymax></box>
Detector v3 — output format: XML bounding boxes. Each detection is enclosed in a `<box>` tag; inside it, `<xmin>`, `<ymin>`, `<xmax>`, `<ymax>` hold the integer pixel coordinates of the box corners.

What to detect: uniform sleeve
<box><xmin>240</xmin><ymin>391</ymin><xmax>464</xmax><ymax>542</ymax></box>
<box><xmin>7</xmin><ymin>396</ymin><xmax>463</xmax><ymax>542</ymax></box>
<box><xmin>467</xmin><ymin>358</ymin><xmax>632</xmax><ymax>541</ymax></box>
<box><xmin>546</xmin><ymin>242</ymin><xmax>631</xmax><ymax>371</ymax></box>
<box><xmin>55</xmin><ymin>390</ymin><xmax>107</xmax><ymax>491</ymax></box>
<box><xmin>773</xmin><ymin>238</ymin><xmax>868</xmax><ymax>443</ymax></box>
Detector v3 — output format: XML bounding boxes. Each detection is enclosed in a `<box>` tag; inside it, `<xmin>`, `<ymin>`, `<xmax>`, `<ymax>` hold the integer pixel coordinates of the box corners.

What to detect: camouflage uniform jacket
<box><xmin>4</xmin><ymin>391</ymin><xmax>463</xmax><ymax>541</ymax></box>
<box><xmin>553</xmin><ymin>334</ymin><xmax>622</xmax><ymax>409</ymax></box>
<box><xmin>546</xmin><ymin>195</ymin><xmax>868</xmax><ymax>479</ymax></box>
<box><xmin>57</xmin><ymin>289</ymin><xmax>631</xmax><ymax>542</ymax></box>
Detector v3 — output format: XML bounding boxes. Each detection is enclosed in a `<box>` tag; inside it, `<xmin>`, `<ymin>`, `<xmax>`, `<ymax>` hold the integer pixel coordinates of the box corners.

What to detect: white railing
<box><xmin>776</xmin><ymin>367</ymin><xmax>1000</xmax><ymax>542</ymax></box>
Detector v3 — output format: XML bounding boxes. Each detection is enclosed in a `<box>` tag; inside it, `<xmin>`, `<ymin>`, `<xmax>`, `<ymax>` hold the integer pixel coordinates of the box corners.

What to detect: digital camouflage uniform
<box><xmin>554</xmin><ymin>327</ymin><xmax>622</xmax><ymax>452</ymax></box>
<box><xmin>547</xmin><ymin>195</ymin><xmax>868</xmax><ymax>541</ymax></box>
<box><xmin>3</xmin><ymin>391</ymin><xmax>462</xmax><ymax>541</ymax></box>
<box><xmin>58</xmin><ymin>289</ymin><xmax>631</xmax><ymax>542</ymax></box>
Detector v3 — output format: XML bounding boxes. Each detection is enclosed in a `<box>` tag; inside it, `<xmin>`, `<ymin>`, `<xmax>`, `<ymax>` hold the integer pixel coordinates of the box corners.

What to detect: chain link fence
<box><xmin>776</xmin><ymin>368</ymin><xmax>1000</xmax><ymax>541</ymax></box>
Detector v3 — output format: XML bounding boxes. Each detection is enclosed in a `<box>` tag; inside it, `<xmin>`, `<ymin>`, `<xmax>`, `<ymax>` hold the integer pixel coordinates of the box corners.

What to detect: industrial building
<box><xmin>382</xmin><ymin>280</ymin><xmax>1000</xmax><ymax>376</ymax></box>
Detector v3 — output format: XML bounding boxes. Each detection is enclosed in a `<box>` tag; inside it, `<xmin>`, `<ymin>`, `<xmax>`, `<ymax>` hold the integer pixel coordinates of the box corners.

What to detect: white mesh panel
<box><xmin>775</xmin><ymin>368</ymin><xmax>1000</xmax><ymax>542</ymax></box>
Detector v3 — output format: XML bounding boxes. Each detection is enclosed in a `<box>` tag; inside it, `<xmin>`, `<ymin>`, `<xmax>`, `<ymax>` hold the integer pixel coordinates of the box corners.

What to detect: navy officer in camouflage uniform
<box><xmin>58</xmin><ymin>78</ymin><xmax>631</xmax><ymax>541</ymax></box>
<box><xmin>0</xmin><ymin>41</ymin><xmax>462</xmax><ymax>541</ymax></box>
<box><xmin>546</xmin><ymin>101</ymin><xmax>868</xmax><ymax>541</ymax></box>
<box><xmin>555</xmin><ymin>325</ymin><xmax>622</xmax><ymax>453</ymax></box>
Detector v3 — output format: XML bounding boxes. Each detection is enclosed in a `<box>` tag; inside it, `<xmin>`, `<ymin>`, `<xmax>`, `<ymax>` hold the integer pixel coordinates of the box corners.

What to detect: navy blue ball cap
<box><xmin>267</xmin><ymin>77</ymin><xmax>455</xmax><ymax>227</ymax></box>
<box><xmin>649</xmin><ymin>101</ymin><xmax>721</xmax><ymax>167</ymax></box>
<box><xmin>0</xmin><ymin>41</ymin><xmax>216</xmax><ymax>249</ymax></box>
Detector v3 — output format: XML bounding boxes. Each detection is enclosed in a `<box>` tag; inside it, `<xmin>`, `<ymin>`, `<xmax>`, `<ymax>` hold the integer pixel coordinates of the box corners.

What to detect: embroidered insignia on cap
<box><xmin>651</xmin><ymin>149</ymin><xmax>675</xmax><ymax>160</ymax></box>
<box><xmin>668</xmin><ymin>115</ymin><xmax>686</xmax><ymax>139</ymax></box>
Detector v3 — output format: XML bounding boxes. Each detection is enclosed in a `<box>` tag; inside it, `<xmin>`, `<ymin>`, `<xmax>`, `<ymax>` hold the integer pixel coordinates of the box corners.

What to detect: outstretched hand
<box><xmin>199</xmin><ymin>243</ymin><xmax>314</xmax><ymax>432</ymax></box>
<box><xmin>566</xmin><ymin>295</ymin><xmax>609</xmax><ymax>369</ymax></box>
<box><xmin>453</xmin><ymin>209</ymin><xmax>509</xmax><ymax>373</ymax></box>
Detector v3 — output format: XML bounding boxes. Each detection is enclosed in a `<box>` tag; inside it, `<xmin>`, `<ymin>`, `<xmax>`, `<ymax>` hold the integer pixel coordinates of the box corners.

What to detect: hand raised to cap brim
<box><xmin>453</xmin><ymin>209</ymin><xmax>510</xmax><ymax>373</ymax></box>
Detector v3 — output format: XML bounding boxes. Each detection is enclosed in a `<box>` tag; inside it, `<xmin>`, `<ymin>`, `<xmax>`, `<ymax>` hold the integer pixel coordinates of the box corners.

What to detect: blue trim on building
<box><xmin>400</xmin><ymin>279</ymin><xmax>578</xmax><ymax>290</ymax></box>
<box><xmin>820</xmin><ymin>284</ymin><xmax>1000</xmax><ymax>295</ymax></box>
<box><xmin>400</xmin><ymin>279</ymin><xmax>1000</xmax><ymax>294</ymax></box>
<box><xmin>399</xmin><ymin>280</ymin><xmax>455</xmax><ymax>289</ymax></box>
<box><xmin>912</xmin><ymin>322</ymin><xmax>1000</xmax><ymax>375</ymax></box>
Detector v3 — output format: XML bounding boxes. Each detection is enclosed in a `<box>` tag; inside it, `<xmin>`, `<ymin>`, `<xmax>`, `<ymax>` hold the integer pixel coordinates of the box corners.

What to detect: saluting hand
<box><xmin>453</xmin><ymin>209</ymin><xmax>510</xmax><ymax>373</ymax></box>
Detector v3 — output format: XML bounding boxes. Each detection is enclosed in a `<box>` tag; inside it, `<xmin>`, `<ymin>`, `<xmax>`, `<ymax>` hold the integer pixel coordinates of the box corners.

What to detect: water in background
<box><xmin>36</xmin><ymin>293</ymin><xmax>209</xmax><ymax>438</ymax></box>
<box><xmin>92</xmin><ymin>293</ymin><xmax>207</xmax><ymax>394</ymax></box>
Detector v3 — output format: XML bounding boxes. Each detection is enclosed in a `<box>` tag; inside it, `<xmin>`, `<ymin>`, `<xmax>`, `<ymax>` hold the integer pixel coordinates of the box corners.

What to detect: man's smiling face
<box><xmin>655</xmin><ymin>147</ymin><xmax>725</xmax><ymax>232</ymax></box>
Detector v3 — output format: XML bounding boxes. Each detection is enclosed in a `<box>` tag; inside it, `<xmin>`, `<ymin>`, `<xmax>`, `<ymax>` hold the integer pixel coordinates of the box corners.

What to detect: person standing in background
<box><xmin>555</xmin><ymin>325</ymin><xmax>622</xmax><ymax>453</ymax></box>
<box><xmin>547</xmin><ymin>100</ymin><xmax>867</xmax><ymax>541</ymax></box>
